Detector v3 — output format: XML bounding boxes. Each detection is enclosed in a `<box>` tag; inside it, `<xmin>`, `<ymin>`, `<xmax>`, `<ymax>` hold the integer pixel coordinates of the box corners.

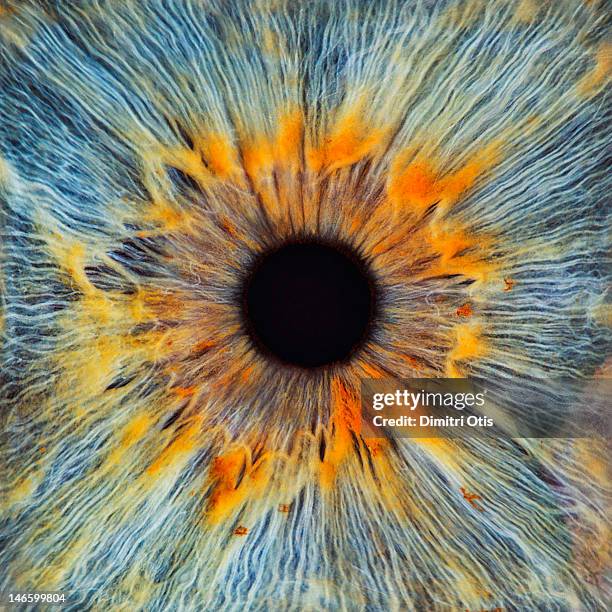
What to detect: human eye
<box><xmin>0</xmin><ymin>1</ymin><xmax>609</xmax><ymax>610</ymax></box>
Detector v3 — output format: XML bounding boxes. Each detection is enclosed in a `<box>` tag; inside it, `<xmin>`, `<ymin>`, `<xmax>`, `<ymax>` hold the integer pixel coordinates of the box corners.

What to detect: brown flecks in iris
<box><xmin>456</xmin><ymin>303</ymin><xmax>473</xmax><ymax>317</ymax></box>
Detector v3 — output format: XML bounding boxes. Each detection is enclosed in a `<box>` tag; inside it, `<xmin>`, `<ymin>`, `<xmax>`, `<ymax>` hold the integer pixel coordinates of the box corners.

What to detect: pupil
<box><xmin>242</xmin><ymin>240</ymin><xmax>375</xmax><ymax>368</ymax></box>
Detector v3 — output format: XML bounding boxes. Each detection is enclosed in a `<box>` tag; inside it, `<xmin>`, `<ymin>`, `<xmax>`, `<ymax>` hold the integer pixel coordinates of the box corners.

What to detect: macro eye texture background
<box><xmin>0</xmin><ymin>0</ymin><xmax>610</xmax><ymax>610</ymax></box>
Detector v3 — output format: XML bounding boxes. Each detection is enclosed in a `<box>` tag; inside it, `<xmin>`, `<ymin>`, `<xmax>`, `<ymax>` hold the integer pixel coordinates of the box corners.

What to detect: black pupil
<box><xmin>243</xmin><ymin>241</ymin><xmax>374</xmax><ymax>368</ymax></box>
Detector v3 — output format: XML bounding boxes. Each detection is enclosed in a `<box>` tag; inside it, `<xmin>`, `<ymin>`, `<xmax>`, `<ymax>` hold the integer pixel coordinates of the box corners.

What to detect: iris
<box><xmin>0</xmin><ymin>0</ymin><xmax>609</xmax><ymax>610</ymax></box>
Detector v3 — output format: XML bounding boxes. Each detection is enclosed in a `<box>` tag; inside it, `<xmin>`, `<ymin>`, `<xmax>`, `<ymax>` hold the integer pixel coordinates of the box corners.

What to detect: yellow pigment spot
<box><xmin>576</xmin><ymin>439</ymin><xmax>609</xmax><ymax>486</ymax></box>
<box><xmin>0</xmin><ymin>155</ymin><xmax>10</xmax><ymax>186</ymax></box>
<box><xmin>446</xmin><ymin>323</ymin><xmax>486</xmax><ymax>377</ymax></box>
<box><xmin>591</xmin><ymin>304</ymin><xmax>612</xmax><ymax>328</ymax></box>
<box><xmin>428</xmin><ymin>226</ymin><xmax>473</xmax><ymax>262</ymax></box>
<box><xmin>53</xmin><ymin>241</ymin><xmax>93</xmax><ymax>293</ymax></box>
<box><xmin>36</xmin><ymin>536</ymin><xmax>89</xmax><ymax>589</ymax></box>
<box><xmin>578</xmin><ymin>42</ymin><xmax>611</xmax><ymax>97</ymax></box>
<box><xmin>419</xmin><ymin>223</ymin><xmax>495</xmax><ymax>284</ymax></box>
<box><xmin>105</xmin><ymin>413</ymin><xmax>154</xmax><ymax>468</ymax></box>
<box><xmin>411</xmin><ymin>437</ymin><xmax>460</xmax><ymax>470</ymax></box>
<box><xmin>4</xmin><ymin>474</ymin><xmax>40</xmax><ymax>507</ymax></box>
<box><xmin>514</xmin><ymin>0</ymin><xmax>539</xmax><ymax>23</ymax></box>
<box><xmin>157</xmin><ymin>144</ymin><xmax>211</xmax><ymax>186</ymax></box>
<box><xmin>145</xmin><ymin>417</ymin><xmax>202</xmax><ymax>476</ymax></box>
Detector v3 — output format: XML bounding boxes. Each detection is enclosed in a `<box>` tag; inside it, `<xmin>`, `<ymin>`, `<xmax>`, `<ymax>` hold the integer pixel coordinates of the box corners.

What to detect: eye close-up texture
<box><xmin>0</xmin><ymin>0</ymin><xmax>610</xmax><ymax>610</ymax></box>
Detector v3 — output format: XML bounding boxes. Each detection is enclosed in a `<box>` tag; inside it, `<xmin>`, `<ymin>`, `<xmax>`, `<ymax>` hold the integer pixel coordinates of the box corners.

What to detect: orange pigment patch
<box><xmin>242</xmin><ymin>134</ymin><xmax>275</xmax><ymax>180</ymax></box>
<box><xmin>198</xmin><ymin>133</ymin><xmax>238</xmax><ymax>179</ymax></box>
<box><xmin>240</xmin><ymin>365</ymin><xmax>255</xmax><ymax>382</ymax></box>
<box><xmin>220</xmin><ymin>216</ymin><xmax>242</xmax><ymax>239</ymax></box>
<box><xmin>240</xmin><ymin>109</ymin><xmax>304</xmax><ymax>179</ymax></box>
<box><xmin>437</xmin><ymin>145</ymin><xmax>499</xmax><ymax>207</ymax></box>
<box><xmin>365</xmin><ymin>439</ymin><xmax>387</xmax><ymax>458</ymax></box>
<box><xmin>331</xmin><ymin>376</ymin><xmax>362</xmax><ymax>434</ymax></box>
<box><xmin>427</xmin><ymin>225</ymin><xmax>474</xmax><ymax>261</ymax></box>
<box><xmin>446</xmin><ymin>323</ymin><xmax>487</xmax><ymax>377</ymax></box>
<box><xmin>144</xmin><ymin>200</ymin><xmax>189</xmax><ymax>233</ymax></box>
<box><xmin>503</xmin><ymin>277</ymin><xmax>515</xmax><ymax>291</ymax></box>
<box><xmin>359</xmin><ymin>361</ymin><xmax>387</xmax><ymax>378</ymax></box>
<box><xmin>349</xmin><ymin>214</ymin><xmax>365</xmax><ymax>235</ymax></box>
<box><xmin>276</xmin><ymin>109</ymin><xmax>304</xmax><ymax>168</ymax></box>
<box><xmin>234</xmin><ymin>526</ymin><xmax>248</xmax><ymax>536</ymax></box>
<box><xmin>387</xmin><ymin>142</ymin><xmax>501</xmax><ymax>216</ymax></box>
<box><xmin>278</xmin><ymin>503</ymin><xmax>291</xmax><ymax>513</ymax></box>
<box><xmin>460</xmin><ymin>487</ymin><xmax>484</xmax><ymax>511</ymax></box>
<box><xmin>210</xmin><ymin>449</ymin><xmax>246</xmax><ymax>484</ymax></box>
<box><xmin>419</xmin><ymin>223</ymin><xmax>495</xmax><ymax>284</ymax></box>
<box><xmin>320</xmin><ymin>378</ymin><xmax>361</xmax><ymax>488</ymax></box>
<box><xmin>387</xmin><ymin>157</ymin><xmax>440</xmax><ymax>214</ymax></box>
<box><xmin>456</xmin><ymin>303</ymin><xmax>473</xmax><ymax>317</ymax></box>
<box><xmin>207</xmin><ymin>448</ymin><xmax>273</xmax><ymax>524</ymax></box>
<box><xmin>401</xmin><ymin>354</ymin><xmax>424</xmax><ymax>370</ymax></box>
<box><xmin>190</xmin><ymin>339</ymin><xmax>216</xmax><ymax>355</ymax></box>
<box><xmin>307</xmin><ymin>107</ymin><xmax>384</xmax><ymax>172</ymax></box>
<box><xmin>172</xmin><ymin>386</ymin><xmax>197</xmax><ymax>398</ymax></box>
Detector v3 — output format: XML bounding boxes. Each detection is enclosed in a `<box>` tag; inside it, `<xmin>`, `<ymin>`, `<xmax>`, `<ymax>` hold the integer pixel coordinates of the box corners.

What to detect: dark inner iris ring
<box><xmin>241</xmin><ymin>238</ymin><xmax>377</xmax><ymax>368</ymax></box>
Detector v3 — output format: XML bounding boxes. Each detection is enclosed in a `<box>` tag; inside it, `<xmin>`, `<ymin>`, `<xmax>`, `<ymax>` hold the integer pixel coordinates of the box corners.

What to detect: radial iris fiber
<box><xmin>0</xmin><ymin>0</ymin><xmax>610</xmax><ymax>610</ymax></box>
